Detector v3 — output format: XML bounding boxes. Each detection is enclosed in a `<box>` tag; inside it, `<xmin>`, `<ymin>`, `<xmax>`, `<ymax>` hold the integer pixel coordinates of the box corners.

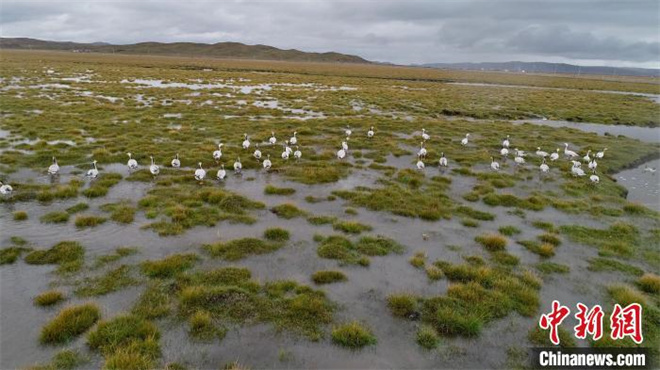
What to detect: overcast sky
<box><xmin>1</xmin><ymin>0</ymin><xmax>658</xmax><ymax>68</ymax></box>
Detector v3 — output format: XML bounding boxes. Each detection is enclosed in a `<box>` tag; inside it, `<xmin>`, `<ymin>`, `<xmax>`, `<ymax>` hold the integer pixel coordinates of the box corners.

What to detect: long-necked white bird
<box><xmin>572</xmin><ymin>162</ymin><xmax>586</xmax><ymax>177</ymax></box>
<box><xmin>149</xmin><ymin>156</ymin><xmax>160</xmax><ymax>176</ymax></box>
<box><xmin>536</xmin><ymin>147</ymin><xmax>549</xmax><ymax>158</ymax></box>
<box><xmin>564</xmin><ymin>143</ymin><xmax>578</xmax><ymax>159</ymax></box>
<box><xmin>590</xmin><ymin>169</ymin><xmax>599</xmax><ymax>184</ymax></box>
<box><xmin>269</xmin><ymin>132</ymin><xmax>277</xmax><ymax>145</ymax></box>
<box><xmin>595</xmin><ymin>148</ymin><xmax>608</xmax><ymax>159</ymax></box>
<box><xmin>416</xmin><ymin>154</ymin><xmax>425</xmax><ymax>170</ymax></box>
<box><xmin>345</xmin><ymin>125</ymin><xmax>352</xmax><ymax>137</ymax></box>
<box><xmin>337</xmin><ymin>145</ymin><xmax>346</xmax><ymax>160</ymax></box>
<box><xmin>583</xmin><ymin>150</ymin><xmax>592</xmax><ymax>163</ymax></box>
<box><xmin>421</xmin><ymin>128</ymin><xmax>430</xmax><ymax>141</ymax></box>
<box><xmin>550</xmin><ymin>148</ymin><xmax>560</xmax><ymax>161</ymax></box>
<box><xmin>439</xmin><ymin>152</ymin><xmax>448</xmax><ymax>167</ymax></box>
<box><xmin>588</xmin><ymin>159</ymin><xmax>597</xmax><ymax>170</ymax></box>
<box><xmin>341</xmin><ymin>138</ymin><xmax>349</xmax><ymax>153</ymax></box>
<box><xmin>213</xmin><ymin>143</ymin><xmax>224</xmax><ymax>162</ymax></box>
<box><xmin>217</xmin><ymin>164</ymin><xmax>226</xmax><ymax>181</ymax></box>
<box><xmin>540</xmin><ymin>158</ymin><xmax>549</xmax><ymax>173</ymax></box>
<box><xmin>514</xmin><ymin>154</ymin><xmax>525</xmax><ymax>166</ymax></box>
<box><xmin>48</xmin><ymin>157</ymin><xmax>60</xmax><ymax>176</ymax></box>
<box><xmin>281</xmin><ymin>144</ymin><xmax>290</xmax><ymax>160</ymax></box>
<box><xmin>194</xmin><ymin>162</ymin><xmax>206</xmax><ymax>182</ymax></box>
<box><xmin>0</xmin><ymin>181</ymin><xmax>13</xmax><ymax>195</ymax></box>
<box><xmin>171</xmin><ymin>153</ymin><xmax>181</xmax><ymax>168</ymax></box>
<box><xmin>461</xmin><ymin>133</ymin><xmax>470</xmax><ymax>146</ymax></box>
<box><xmin>285</xmin><ymin>140</ymin><xmax>293</xmax><ymax>155</ymax></box>
<box><xmin>127</xmin><ymin>153</ymin><xmax>138</xmax><ymax>171</ymax></box>
<box><xmin>233</xmin><ymin>157</ymin><xmax>242</xmax><ymax>173</ymax></box>
<box><xmin>289</xmin><ymin>131</ymin><xmax>298</xmax><ymax>145</ymax></box>
<box><xmin>490</xmin><ymin>157</ymin><xmax>500</xmax><ymax>171</ymax></box>
<box><xmin>514</xmin><ymin>148</ymin><xmax>526</xmax><ymax>157</ymax></box>
<box><xmin>418</xmin><ymin>142</ymin><xmax>427</xmax><ymax>158</ymax></box>
<box><xmin>86</xmin><ymin>160</ymin><xmax>99</xmax><ymax>179</ymax></box>
<box><xmin>253</xmin><ymin>144</ymin><xmax>262</xmax><ymax>161</ymax></box>
<box><xmin>500</xmin><ymin>147</ymin><xmax>509</xmax><ymax>158</ymax></box>
<box><xmin>502</xmin><ymin>135</ymin><xmax>510</xmax><ymax>148</ymax></box>
<box><xmin>242</xmin><ymin>134</ymin><xmax>250</xmax><ymax>150</ymax></box>
<box><xmin>643</xmin><ymin>165</ymin><xmax>656</xmax><ymax>174</ymax></box>
<box><xmin>263</xmin><ymin>155</ymin><xmax>272</xmax><ymax>170</ymax></box>
<box><xmin>367</xmin><ymin>126</ymin><xmax>375</xmax><ymax>138</ymax></box>
<box><xmin>294</xmin><ymin>146</ymin><xmax>302</xmax><ymax>160</ymax></box>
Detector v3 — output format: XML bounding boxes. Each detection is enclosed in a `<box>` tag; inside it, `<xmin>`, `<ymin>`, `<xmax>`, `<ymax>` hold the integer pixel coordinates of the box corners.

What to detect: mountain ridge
<box><xmin>419</xmin><ymin>61</ymin><xmax>660</xmax><ymax>77</ymax></box>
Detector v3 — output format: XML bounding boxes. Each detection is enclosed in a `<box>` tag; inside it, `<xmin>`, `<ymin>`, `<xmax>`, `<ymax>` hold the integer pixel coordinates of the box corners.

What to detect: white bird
<box><xmin>263</xmin><ymin>155</ymin><xmax>272</xmax><ymax>170</ymax></box>
<box><xmin>294</xmin><ymin>146</ymin><xmax>302</xmax><ymax>160</ymax></box>
<box><xmin>194</xmin><ymin>162</ymin><xmax>206</xmax><ymax>181</ymax></box>
<box><xmin>242</xmin><ymin>134</ymin><xmax>250</xmax><ymax>150</ymax></box>
<box><xmin>253</xmin><ymin>144</ymin><xmax>262</xmax><ymax>160</ymax></box>
<box><xmin>285</xmin><ymin>141</ymin><xmax>293</xmax><ymax>155</ymax></box>
<box><xmin>416</xmin><ymin>155</ymin><xmax>425</xmax><ymax>170</ymax></box>
<box><xmin>572</xmin><ymin>162</ymin><xmax>586</xmax><ymax>177</ymax></box>
<box><xmin>595</xmin><ymin>148</ymin><xmax>608</xmax><ymax>159</ymax></box>
<box><xmin>590</xmin><ymin>170</ymin><xmax>600</xmax><ymax>184</ymax></box>
<box><xmin>550</xmin><ymin>148</ymin><xmax>560</xmax><ymax>161</ymax></box>
<box><xmin>289</xmin><ymin>131</ymin><xmax>298</xmax><ymax>145</ymax></box>
<box><xmin>234</xmin><ymin>157</ymin><xmax>242</xmax><ymax>173</ymax></box>
<box><xmin>217</xmin><ymin>164</ymin><xmax>226</xmax><ymax>180</ymax></box>
<box><xmin>540</xmin><ymin>158</ymin><xmax>549</xmax><ymax>173</ymax></box>
<box><xmin>337</xmin><ymin>145</ymin><xmax>346</xmax><ymax>159</ymax></box>
<box><xmin>564</xmin><ymin>143</ymin><xmax>578</xmax><ymax>159</ymax></box>
<box><xmin>536</xmin><ymin>147</ymin><xmax>549</xmax><ymax>158</ymax></box>
<box><xmin>571</xmin><ymin>160</ymin><xmax>582</xmax><ymax>168</ymax></box>
<box><xmin>345</xmin><ymin>125</ymin><xmax>352</xmax><ymax>137</ymax></box>
<box><xmin>461</xmin><ymin>133</ymin><xmax>470</xmax><ymax>146</ymax></box>
<box><xmin>149</xmin><ymin>156</ymin><xmax>160</xmax><ymax>176</ymax></box>
<box><xmin>171</xmin><ymin>153</ymin><xmax>181</xmax><ymax>168</ymax></box>
<box><xmin>588</xmin><ymin>159</ymin><xmax>597</xmax><ymax>170</ymax></box>
<box><xmin>514</xmin><ymin>148</ymin><xmax>526</xmax><ymax>157</ymax></box>
<box><xmin>269</xmin><ymin>132</ymin><xmax>277</xmax><ymax>145</ymax></box>
<box><xmin>367</xmin><ymin>126</ymin><xmax>375</xmax><ymax>138</ymax></box>
<box><xmin>48</xmin><ymin>157</ymin><xmax>60</xmax><ymax>175</ymax></box>
<box><xmin>213</xmin><ymin>143</ymin><xmax>223</xmax><ymax>162</ymax></box>
<box><xmin>86</xmin><ymin>160</ymin><xmax>99</xmax><ymax>179</ymax></box>
<box><xmin>490</xmin><ymin>157</ymin><xmax>500</xmax><ymax>171</ymax></box>
<box><xmin>418</xmin><ymin>142</ymin><xmax>427</xmax><ymax>158</ymax></box>
<box><xmin>421</xmin><ymin>128</ymin><xmax>430</xmax><ymax>141</ymax></box>
<box><xmin>502</xmin><ymin>135</ymin><xmax>510</xmax><ymax>148</ymax></box>
<box><xmin>500</xmin><ymin>147</ymin><xmax>509</xmax><ymax>158</ymax></box>
<box><xmin>643</xmin><ymin>165</ymin><xmax>656</xmax><ymax>174</ymax></box>
<box><xmin>514</xmin><ymin>155</ymin><xmax>525</xmax><ymax>166</ymax></box>
<box><xmin>0</xmin><ymin>181</ymin><xmax>13</xmax><ymax>195</ymax></box>
<box><xmin>341</xmin><ymin>138</ymin><xmax>349</xmax><ymax>152</ymax></box>
<box><xmin>439</xmin><ymin>152</ymin><xmax>448</xmax><ymax>167</ymax></box>
<box><xmin>126</xmin><ymin>153</ymin><xmax>138</xmax><ymax>171</ymax></box>
<box><xmin>281</xmin><ymin>144</ymin><xmax>290</xmax><ymax>160</ymax></box>
<box><xmin>583</xmin><ymin>150</ymin><xmax>592</xmax><ymax>163</ymax></box>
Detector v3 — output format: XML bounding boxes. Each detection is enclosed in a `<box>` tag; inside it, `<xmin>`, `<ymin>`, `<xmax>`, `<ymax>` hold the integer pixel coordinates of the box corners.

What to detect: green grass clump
<box><xmin>409</xmin><ymin>251</ymin><xmax>426</xmax><ymax>268</ymax></box>
<box><xmin>131</xmin><ymin>282</ymin><xmax>172</xmax><ymax>320</ymax></box>
<box><xmin>482</xmin><ymin>193</ymin><xmax>546</xmax><ymax>211</ymax></box>
<box><xmin>491</xmin><ymin>251</ymin><xmax>520</xmax><ymax>266</ymax></box>
<box><xmin>331</xmin><ymin>321</ymin><xmax>376</xmax><ymax>349</ymax></box>
<box><xmin>417</xmin><ymin>325</ymin><xmax>440</xmax><ymax>349</ymax></box>
<box><xmin>637</xmin><ymin>273</ymin><xmax>660</xmax><ymax>294</ymax></box>
<box><xmin>461</xmin><ymin>218</ymin><xmax>479</xmax><ymax>227</ymax></box>
<box><xmin>75</xmin><ymin>265</ymin><xmax>138</xmax><ymax>297</ymax></box>
<box><xmin>263</xmin><ymin>228</ymin><xmax>290</xmax><ymax>242</ymax></box>
<box><xmin>623</xmin><ymin>202</ymin><xmax>656</xmax><ymax>216</ymax></box>
<box><xmin>344</xmin><ymin>208</ymin><xmax>358</xmax><ymax>215</ymax></box>
<box><xmin>560</xmin><ymin>222</ymin><xmax>639</xmax><ymax>256</ymax></box>
<box><xmin>317</xmin><ymin>235</ymin><xmax>361</xmax><ymax>264</ymax></box>
<box><xmin>607</xmin><ymin>284</ymin><xmax>647</xmax><ymax>306</ymax></box>
<box><xmin>536</xmin><ymin>262</ymin><xmax>570</xmax><ymax>274</ymax></box>
<box><xmin>0</xmin><ymin>246</ymin><xmax>30</xmax><ymax>264</ymax></box>
<box><xmin>204</xmin><ymin>238</ymin><xmax>284</xmax><ymax>261</ymax></box>
<box><xmin>475</xmin><ymin>234</ymin><xmax>507</xmax><ymax>251</ymax></box>
<box><xmin>518</xmin><ymin>240</ymin><xmax>554</xmax><ymax>258</ymax></box>
<box><xmin>40</xmin><ymin>303</ymin><xmax>101</xmax><ymax>344</ymax></box>
<box><xmin>588</xmin><ymin>257</ymin><xmax>644</xmax><ymax>276</ymax></box>
<box><xmin>74</xmin><ymin>215</ymin><xmax>107</xmax><ymax>228</ymax></box>
<box><xmin>94</xmin><ymin>247</ymin><xmax>139</xmax><ymax>268</ymax></box>
<box><xmin>141</xmin><ymin>254</ymin><xmax>199</xmax><ymax>278</ymax></box>
<box><xmin>12</xmin><ymin>210</ymin><xmax>28</xmax><ymax>221</ymax></box>
<box><xmin>355</xmin><ymin>236</ymin><xmax>404</xmax><ymax>256</ymax></box>
<box><xmin>538</xmin><ymin>233</ymin><xmax>561</xmax><ymax>246</ymax></box>
<box><xmin>270</xmin><ymin>203</ymin><xmax>306</xmax><ymax>219</ymax></box>
<box><xmin>387</xmin><ymin>294</ymin><xmax>418</xmax><ymax>317</ymax></box>
<box><xmin>456</xmin><ymin>206</ymin><xmax>495</xmax><ymax>221</ymax></box>
<box><xmin>531</xmin><ymin>221</ymin><xmax>557</xmax><ymax>233</ymax></box>
<box><xmin>40</xmin><ymin>211</ymin><xmax>70</xmax><ymax>224</ymax></box>
<box><xmin>34</xmin><ymin>290</ymin><xmax>66</xmax><ymax>307</ymax></box>
<box><xmin>50</xmin><ymin>349</ymin><xmax>88</xmax><ymax>370</ymax></box>
<box><xmin>529</xmin><ymin>326</ymin><xmax>576</xmax><ymax>347</ymax></box>
<box><xmin>332</xmin><ymin>221</ymin><xmax>373</xmax><ymax>234</ymax></box>
<box><xmin>307</xmin><ymin>215</ymin><xmax>337</xmax><ymax>225</ymax></box>
<box><xmin>24</xmin><ymin>241</ymin><xmax>85</xmax><ymax>274</ymax></box>
<box><xmin>82</xmin><ymin>173</ymin><xmax>123</xmax><ymax>198</ymax></box>
<box><xmin>66</xmin><ymin>202</ymin><xmax>89</xmax><ymax>214</ymax></box>
<box><xmin>316</xmin><ymin>235</ymin><xmax>402</xmax><ymax>266</ymax></box>
<box><xmin>87</xmin><ymin>314</ymin><xmax>160</xmax><ymax>359</ymax></box>
<box><xmin>425</xmin><ymin>265</ymin><xmax>445</xmax><ymax>280</ymax></box>
<box><xmin>101</xmin><ymin>202</ymin><xmax>136</xmax><ymax>224</ymax></box>
<box><xmin>188</xmin><ymin>310</ymin><xmax>220</xmax><ymax>341</ymax></box>
<box><xmin>498</xmin><ymin>226</ymin><xmax>521</xmax><ymax>236</ymax></box>
<box><xmin>264</xmin><ymin>185</ymin><xmax>296</xmax><ymax>195</ymax></box>
<box><xmin>311</xmin><ymin>270</ymin><xmax>347</xmax><ymax>285</ymax></box>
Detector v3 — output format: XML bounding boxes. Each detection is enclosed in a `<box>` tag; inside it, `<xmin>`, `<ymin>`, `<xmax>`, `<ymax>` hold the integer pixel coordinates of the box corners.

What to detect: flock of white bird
<box><xmin>0</xmin><ymin>125</ymin><xmax>624</xmax><ymax>196</ymax></box>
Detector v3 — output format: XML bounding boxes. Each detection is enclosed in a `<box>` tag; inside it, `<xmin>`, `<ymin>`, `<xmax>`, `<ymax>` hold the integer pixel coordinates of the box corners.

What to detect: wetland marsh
<box><xmin>1</xmin><ymin>51</ymin><xmax>659</xmax><ymax>369</ymax></box>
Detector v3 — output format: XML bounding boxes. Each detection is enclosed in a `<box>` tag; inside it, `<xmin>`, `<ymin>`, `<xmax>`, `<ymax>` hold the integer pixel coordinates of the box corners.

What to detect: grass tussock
<box><xmin>311</xmin><ymin>270</ymin><xmax>347</xmax><ymax>285</ymax></box>
<box><xmin>0</xmin><ymin>246</ymin><xmax>31</xmax><ymax>265</ymax></box>
<box><xmin>331</xmin><ymin>321</ymin><xmax>377</xmax><ymax>349</ymax></box>
<box><xmin>204</xmin><ymin>238</ymin><xmax>284</xmax><ymax>261</ymax></box>
<box><xmin>101</xmin><ymin>202</ymin><xmax>136</xmax><ymax>224</ymax></box>
<box><xmin>34</xmin><ymin>290</ymin><xmax>66</xmax><ymax>307</ymax></box>
<box><xmin>387</xmin><ymin>294</ymin><xmax>418</xmax><ymax>318</ymax></box>
<box><xmin>475</xmin><ymin>234</ymin><xmax>507</xmax><ymax>251</ymax></box>
<box><xmin>87</xmin><ymin>314</ymin><xmax>160</xmax><ymax>368</ymax></box>
<box><xmin>270</xmin><ymin>203</ymin><xmax>307</xmax><ymax>219</ymax></box>
<box><xmin>263</xmin><ymin>228</ymin><xmax>290</xmax><ymax>242</ymax></box>
<box><xmin>417</xmin><ymin>325</ymin><xmax>440</xmax><ymax>349</ymax></box>
<box><xmin>40</xmin><ymin>303</ymin><xmax>101</xmax><ymax>345</ymax></box>
<box><xmin>74</xmin><ymin>215</ymin><xmax>107</xmax><ymax>228</ymax></box>
<box><xmin>409</xmin><ymin>251</ymin><xmax>427</xmax><ymax>268</ymax></box>
<box><xmin>13</xmin><ymin>210</ymin><xmax>28</xmax><ymax>221</ymax></box>
<box><xmin>40</xmin><ymin>211</ymin><xmax>70</xmax><ymax>224</ymax></box>
<box><xmin>316</xmin><ymin>235</ymin><xmax>403</xmax><ymax>266</ymax></box>
<box><xmin>264</xmin><ymin>185</ymin><xmax>296</xmax><ymax>196</ymax></box>
<box><xmin>637</xmin><ymin>273</ymin><xmax>660</xmax><ymax>294</ymax></box>
<box><xmin>498</xmin><ymin>226</ymin><xmax>521</xmax><ymax>236</ymax></box>
<box><xmin>75</xmin><ymin>265</ymin><xmax>138</xmax><ymax>297</ymax></box>
<box><xmin>536</xmin><ymin>262</ymin><xmax>570</xmax><ymax>274</ymax></box>
<box><xmin>332</xmin><ymin>220</ymin><xmax>373</xmax><ymax>234</ymax></box>
<box><xmin>141</xmin><ymin>254</ymin><xmax>199</xmax><ymax>278</ymax></box>
<box><xmin>24</xmin><ymin>241</ymin><xmax>85</xmax><ymax>274</ymax></box>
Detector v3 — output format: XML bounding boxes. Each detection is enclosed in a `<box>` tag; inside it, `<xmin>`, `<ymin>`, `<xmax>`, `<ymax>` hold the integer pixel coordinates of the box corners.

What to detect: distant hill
<box><xmin>420</xmin><ymin>61</ymin><xmax>660</xmax><ymax>77</ymax></box>
<box><xmin>0</xmin><ymin>37</ymin><xmax>371</xmax><ymax>64</ymax></box>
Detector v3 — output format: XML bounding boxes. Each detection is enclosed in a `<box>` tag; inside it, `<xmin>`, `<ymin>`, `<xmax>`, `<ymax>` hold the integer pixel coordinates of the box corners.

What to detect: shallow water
<box><xmin>615</xmin><ymin>158</ymin><xmax>660</xmax><ymax>211</ymax></box>
<box><xmin>514</xmin><ymin>119</ymin><xmax>660</xmax><ymax>143</ymax></box>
